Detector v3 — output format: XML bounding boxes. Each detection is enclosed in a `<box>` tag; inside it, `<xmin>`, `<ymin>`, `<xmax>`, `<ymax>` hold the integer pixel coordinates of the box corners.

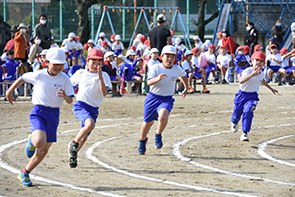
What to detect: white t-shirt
<box><xmin>22</xmin><ymin>69</ymin><xmax>74</xmax><ymax>108</ymax></box>
<box><xmin>181</xmin><ymin>60</ymin><xmax>193</xmax><ymax>72</ymax></box>
<box><xmin>281</xmin><ymin>56</ymin><xmax>290</xmax><ymax>68</ymax></box>
<box><xmin>71</xmin><ymin>69</ymin><xmax>112</xmax><ymax>107</ymax></box>
<box><xmin>191</xmin><ymin>56</ymin><xmax>198</xmax><ymax>67</ymax></box>
<box><xmin>88</xmin><ymin>45</ymin><xmax>101</xmax><ymax>52</ymax></box>
<box><xmin>62</xmin><ymin>39</ymin><xmax>77</xmax><ymax>51</ymax></box>
<box><xmin>97</xmin><ymin>38</ymin><xmax>110</xmax><ymax>47</ymax></box>
<box><xmin>217</xmin><ymin>54</ymin><xmax>231</xmax><ymax>66</ymax></box>
<box><xmin>175</xmin><ymin>44</ymin><xmax>187</xmax><ymax>52</ymax></box>
<box><xmin>132</xmin><ymin>39</ymin><xmax>140</xmax><ymax>49</ymax></box>
<box><xmin>290</xmin><ymin>57</ymin><xmax>295</xmax><ymax>67</ymax></box>
<box><xmin>76</xmin><ymin>42</ymin><xmax>84</xmax><ymax>51</ymax></box>
<box><xmin>147</xmin><ymin>58</ymin><xmax>159</xmax><ymax>68</ymax></box>
<box><xmin>136</xmin><ymin>43</ymin><xmax>146</xmax><ymax>54</ymax></box>
<box><xmin>50</xmin><ymin>43</ymin><xmax>59</xmax><ymax>48</ymax></box>
<box><xmin>112</xmin><ymin>42</ymin><xmax>124</xmax><ymax>50</ymax></box>
<box><xmin>240</xmin><ymin>67</ymin><xmax>264</xmax><ymax>93</ymax></box>
<box><xmin>148</xmin><ymin>63</ymin><xmax>186</xmax><ymax>96</ymax></box>
<box><xmin>171</xmin><ymin>37</ymin><xmax>176</xmax><ymax>45</ymax></box>
<box><xmin>266</xmin><ymin>53</ymin><xmax>282</xmax><ymax>67</ymax></box>
<box><xmin>143</xmin><ymin>47</ymin><xmax>150</xmax><ymax>57</ymax></box>
<box><xmin>204</xmin><ymin>52</ymin><xmax>216</xmax><ymax>64</ymax></box>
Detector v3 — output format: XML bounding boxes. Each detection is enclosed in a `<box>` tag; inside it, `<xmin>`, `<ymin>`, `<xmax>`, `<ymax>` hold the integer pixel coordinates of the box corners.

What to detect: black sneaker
<box><xmin>68</xmin><ymin>141</ymin><xmax>79</xmax><ymax>158</ymax></box>
<box><xmin>69</xmin><ymin>157</ymin><xmax>77</xmax><ymax>168</ymax></box>
<box><xmin>222</xmin><ymin>79</ymin><xmax>227</xmax><ymax>84</ymax></box>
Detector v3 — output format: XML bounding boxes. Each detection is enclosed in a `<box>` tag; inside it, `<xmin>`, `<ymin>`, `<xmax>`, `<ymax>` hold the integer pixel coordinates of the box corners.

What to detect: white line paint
<box><xmin>173</xmin><ymin>123</ymin><xmax>295</xmax><ymax>187</ymax></box>
<box><xmin>258</xmin><ymin>135</ymin><xmax>295</xmax><ymax>167</ymax></box>
<box><xmin>0</xmin><ymin>137</ymin><xmax>124</xmax><ymax>196</ymax></box>
<box><xmin>86</xmin><ymin>135</ymin><xmax>259</xmax><ymax>197</ymax></box>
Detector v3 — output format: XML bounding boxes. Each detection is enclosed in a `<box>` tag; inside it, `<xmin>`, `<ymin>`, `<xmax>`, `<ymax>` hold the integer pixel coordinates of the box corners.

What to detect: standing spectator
<box><xmin>28</xmin><ymin>36</ymin><xmax>42</xmax><ymax>64</ymax></box>
<box><xmin>14</xmin><ymin>23</ymin><xmax>30</xmax><ymax>63</ymax></box>
<box><xmin>272</xmin><ymin>19</ymin><xmax>285</xmax><ymax>47</ymax></box>
<box><xmin>222</xmin><ymin>29</ymin><xmax>236</xmax><ymax>56</ymax></box>
<box><xmin>34</xmin><ymin>14</ymin><xmax>52</xmax><ymax>49</ymax></box>
<box><xmin>291</xmin><ymin>21</ymin><xmax>295</xmax><ymax>48</ymax></box>
<box><xmin>244</xmin><ymin>22</ymin><xmax>258</xmax><ymax>54</ymax></box>
<box><xmin>148</xmin><ymin>14</ymin><xmax>172</xmax><ymax>54</ymax></box>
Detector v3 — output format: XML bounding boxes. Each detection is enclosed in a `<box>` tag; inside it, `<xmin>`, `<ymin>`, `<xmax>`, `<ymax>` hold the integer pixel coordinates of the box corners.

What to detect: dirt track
<box><xmin>0</xmin><ymin>83</ymin><xmax>294</xmax><ymax>197</ymax></box>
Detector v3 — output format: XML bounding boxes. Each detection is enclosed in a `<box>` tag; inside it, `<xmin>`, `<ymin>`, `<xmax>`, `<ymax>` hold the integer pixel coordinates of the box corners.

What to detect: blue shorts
<box><xmin>68</xmin><ymin>50</ymin><xmax>76</xmax><ymax>59</ymax></box>
<box><xmin>284</xmin><ymin>66</ymin><xmax>295</xmax><ymax>74</ymax></box>
<box><xmin>110</xmin><ymin>75</ymin><xmax>117</xmax><ymax>81</ymax></box>
<box><xmin>186</xmin><ymin>72</ymin><xmax>202</xmax><ymax>79</ymax></box>
<box><xmin>268</xmin><ymin>66</ymin><xmax>281</xmax><ymax>72</ymax></box>
<box><xmin>143</xmin><ymin>92</ymin><xmax>175</xmax><ymax>122</ymax></box>
<box><xmin>73</xmin><ymin>101</ymin><xmax>99</xmax><ymax>135</ymax></box>
<box><xmin>29</xmin><ymin>105</ymin><xmax>60</xmax><ymax>143</ymax></box>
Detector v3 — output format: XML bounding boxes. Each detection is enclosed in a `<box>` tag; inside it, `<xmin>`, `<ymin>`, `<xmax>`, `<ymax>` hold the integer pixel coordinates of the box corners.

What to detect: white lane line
<box><xmin>173</xmin><ymin>123</ymin><xmax>295</xmax><ymax>187</ymax></box>
<box><xmin>258</xmin><ymin>135</ymin><xmax>295</xmax><ymax>167</ymax></box>
<box><xmin>86</xmin><ymin>135</ymin><xmax>259</xmax><ymax>197</ymax></box>
<box><xmin>0</xmin><ymin>138</ymin><xmax>124</xmax><ymax>196</ymax></box>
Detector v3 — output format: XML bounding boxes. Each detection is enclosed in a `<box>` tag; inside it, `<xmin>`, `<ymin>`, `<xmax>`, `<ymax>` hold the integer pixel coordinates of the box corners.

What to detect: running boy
<box><xmin>68</xmin><ymin>49</ymin><xmax>111</xmax><ymax>168</ymax></box>
<box><xmin>6</xmin><ymin>48</ymin><xmax>74</xmax><ymax>186</ymax></box>
<box><xmin>231</xmin><ymin>51</ymin><xmax>278</xmax><ymax>141</ymax></box>
<box><xmin>138</xmin><ymin>45</ymin><xmax>188</xmax><ymax>155</ymax></box>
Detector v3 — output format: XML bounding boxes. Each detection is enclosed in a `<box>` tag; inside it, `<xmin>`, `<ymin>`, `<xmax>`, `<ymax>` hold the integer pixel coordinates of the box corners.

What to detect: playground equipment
<box><xmin>94</xmin><ymin>6</ymin><xmax>192</xmax><ymax>50</ymax></box>
<box><xmin>212</xmin><ymin>0</ymin><xmax>295</xmax><ymax>50</ymax></box>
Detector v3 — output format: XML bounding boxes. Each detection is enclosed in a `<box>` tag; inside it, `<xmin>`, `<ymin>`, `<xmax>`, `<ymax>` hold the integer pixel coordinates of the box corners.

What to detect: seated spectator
<box><xmin>87</xmin><ymin>39</ymin><xmax>101</xmax><ymax>51</ymax></box>
<box><xmin>234</xmin><ymin>46</ymin><xmax>250</xmax><ymax>75</ymax></box>
<box><xmin>193</xmin><ymin>35</ymin><xmax>203</xmax><ymax>49</ymax></box>
<box><xmin>244</xmin><ymin>45</ymin><xmax>251</xmax><ymax>63</ymax></box>
<box><xmin>281</xmin><ymin>48</ymin><xmax>295</xmax><ymax>85</ymax></box>
<box><xmin>74</xmin><ymin>36</ymin><xmax>86</xmax><ymax>66</ymax></box>
<box><xmin>28</xmin><ymin>36</ymin><xmax>42</xmax><ymax>64</ymax></box>
<box><xmin>97</xmin><ymin>32</ymin><xmax>110</xmax><ymax>47</ymax></box>
<box><xmin>136</xmin><ymin>36</ymin><xmax>146</xmax><ymax>58</ymax></box>
<box><xmin>109</xmin><ymin>34</ymin><xmax>115</xmax><ymax>49</ymax></box>
<box><xmin>266</xmin><ymin>37</ymin><xmax>280</xmax><ymax>56</ymax></box>
<box><xmin>116</xmin><ymin>55</ymin><xmax>131</xmax><ymax>94</ymax></box>
<box><xmin>217</xmin><ymin>45</ymin><xmax>232</xmax><ymax>84</ymax></box>
<box><xmin>204</xmin><ymin>44</ymin><xmax>218</xmax><ymax>82</ymax></box>
<box><xmin>254</xmin><ymin>44</ymin><xmax>263</xmax><ymax>53</ymax></box>
<box><xmin>62</xmin><ymin>32</ymin><xmax>77</xmax><ymax>66</ymax></box>
<box><xmin>3</xmin><ymin>50</ymin><xmax>19</xmax><ymax>81</ymax></box>
<box><xmin>126</xmin><ymin>50</ymin><xmax>143</xmax><ymax>81</ymax></box>
<box><xmin>112</xmin><ymin>35</ymin><xmax>124</xmax><ymax>56</ymax></box>
<box><xmin>132</xmin><ymin>33</ymin><xmax>143</xmax><ymax>49</ymax></box>
<box><xmin>101</xmin><ymin>41</ymin><xmax>111</xmax><ymax>54</ymax></box>
<box><xmin>266</xmin><ymin>44</ymin><xmax>286</xmax><ymax>85</ymax></box>
<box><xmin>202</xmin><ymin>40</ymin><xmax>212</xmax><ymax>53</ymax></box>
<box><xmin>175</xmin><ymin>38</ymin><xmax>188</xmax><ymax>63</ymax></box>
<box><xmin>147</xmin><ymin>48</ymin><xmax>160</xmax><ymax>68</ymax></box>
<box><xmin>50</xmin><ymin>36</ymin><xmax>59</xmax><ymax>48</ymax></box>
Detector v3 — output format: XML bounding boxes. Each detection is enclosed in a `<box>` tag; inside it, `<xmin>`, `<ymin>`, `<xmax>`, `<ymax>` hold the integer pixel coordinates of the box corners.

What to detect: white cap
<box><xmin>136</xmin><ymin>33</ymin><xmax>143</xmax><ymax>39</ymax></box>
<box><xmin>157</xmin><ymin>14</ymin><xmax>166</xmax><ymax>22</ymax></box>
<box><xmin>115</xmin><ymin>35</ymin><xmax>121</xmax><ymax>40</ymax></box>
<box><xmin>117</xmin><ymin>54</ymin><xmax>128</xmax><ymax>63</ymax></box>
<box><xmin>184</xmin><ymin>50</ymin><xmax>193</xmax><ymax>57</ymax></box>
<box><xmin>68</xmin><ymin>32</ymin><xmax>75</xmax><ymax>38</ymax></box>
<box><xmin>193</xmin><ymin>35</ymin><xmax>200</xmax><ymax>41</ymax></box>
<box><xmin>204</xmin><ymin>40</ymin><xmax>212</xmax><ymax>48</ymax></box>
<box><xmin>40</xmin><ymin>49</ymin><xmax>48</xmax><ymax>55</ymax></box>
<box><xmin>126</xmin><ymin>50</ymin><xmax>136</xmax><ymax>57</ymax></box>
<box><xmin>87</xmin><ymin>39</ymin><xmax>95</xmax><ymax>44</ymax></box>
<box><xmin>175</xmin><ymin>37</ymin><xmax>181</xmax><ymax>44</ymax></box>
<box><xmin>104</xmin><ymin>51</ymin><xmax>115</xmax><ymax>59</ymax></box>
<box><xmin>161</xmin><ymin>45</ymin><xmax>177</xmax><ymax>56</ymax></box>
<box><xmin>150</xmin><ymin>48</ymin><xmax>159</xmax><ymax>54</ymax></box>
<box><xmin>99</xmin><ymin>32</ymin><xmax>106</xmax><ymax>37</ymax></box>
<box><xmin>46</xmin><ymin>48</ymin><xmax>66</xmax><ymax>64</ymax></box>
<box><xmin>1</xmin><ymin>52</ymin><xmax>7</xmax><ymax>62</ymax></box>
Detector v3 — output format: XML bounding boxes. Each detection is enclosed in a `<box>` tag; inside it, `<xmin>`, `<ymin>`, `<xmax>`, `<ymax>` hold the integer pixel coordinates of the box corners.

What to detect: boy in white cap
<box><xmin>68</xmin><ymin>49</ymin><xmax>111</xmax><ymax>168</ymax></box>
<box><xmin>97</xmin><ymin>32</ymin><xmax>110</xmax><ymax>47</ymax></box>
<box><xmin>112</xmin><ymin>35</ymin><xmax>124</xmax><ymax>56</ymax></box>
<box><xmin>193</xmin><ymin>35</ymin><xmax>203</xmax><ymax>49</ymax></box>
<box><xmin>87</xmin><ymin>39</ymin><xmax>101</xmax><ymax>51</ymax></box>
<box><xmin>6</xmin><ymin>47</ymin><xmax>74</xmax><ymax>186</ymax></box>
<box><xmin>138</xmin><ymin>45</ymin><xmax>188</xmax><ymax>155</ymax></box>
<box><xmin>62</xmin><ymin>32</ymin><xmax>77</xmax><ymax>65</ymax></box>
<box><xmin>231</xmin><ymin>52</ymin><xmax>278</xmax><ymax>141</ymax></box>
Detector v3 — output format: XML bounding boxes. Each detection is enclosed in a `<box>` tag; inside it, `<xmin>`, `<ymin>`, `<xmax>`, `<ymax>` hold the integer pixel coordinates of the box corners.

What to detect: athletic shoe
<box><xmin>222</xmin><ymin>79</ymin><xmax>227</xmax><ymax>84</ymax></box>
<box><xmin>155</xmin><ymin>133</ymin><xmax>163</xmax><ymax>149</ymax></box>
<box><xmin>240</xmin><ymin>133</ymin><xmax>249</xmax><ymax>141</ymax></box>
<box><xmin>18</xmin><ymin>171</ymin><xmax>32</xmax><ymax>187</ymax></box>
<box><xmin>25</xmin><ymin>134</ymin><xmax>35</xmax><ymax>158</ymax></box>
<box><xmin>69</xmin><ymin>157</ymin><xmax>77</xmax><ymax>168</ymax></box>
<box><xmin>189</xmin><ymin>86</ymin><xmax>194</xmax><ymax>93</ymax></box>
<box><xmin>282</xmin><ymin>81</ymin><xmax>286</xmax><ymax>86</ymax></box>
<box><xmin>123</xmin><ymin>89</ymin><xmax>129</xmax><ymax>94</ymax></box>
<box><xmin>68</xmin><ymin>141</ymin><xmax>79</xmax><ymax>158</ymax></box>
<box><xmin>202</xmin><ymin>88</ymin><xmax>210</xmax><ymax>94</ymax></box>
<box><xmin>231</xmin><ymin>123</ymin><xmax>238</xmax><ymax>133</ymax></box>
<box><xmin>138</xmin><ymin>137</ymin><xmax>148</xmax><ymax>155</ymax></box>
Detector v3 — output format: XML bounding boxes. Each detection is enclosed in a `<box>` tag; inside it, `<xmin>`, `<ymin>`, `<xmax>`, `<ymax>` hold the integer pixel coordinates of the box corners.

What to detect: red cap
<box><xmin>144</xmin><ymin>40</ymin><xmax>150</xmax><ymax>47</ymax></box>
<box><xmin>170</xmin><ymin>30</ymin><xmax>175</xmax><ymax>35</ymax></box>
<box><xmin>217</xmin><ymin>32</ymin><xmax>223</xmax><ymax>36</ymax></box>
<box><xmin>251</xmin><ymin>51</ymin><xmax>266</xmax><ymax>62</ymax></box>
<box><xmin>192</xmin><ymin>47</ymin><xmax>200</xmax><ymax>55</ymax></box>
<box><xmin>110</xmin><ymin>34</ymin><xmax>115</xmax><ymax>39</ymax></box>
<box><xmin>219</xmin><ymin>45</ymin><xmax>227</xmax><ymax>49</ymax></box>
<box><xmin>280</xmin><ymin>48</ymin><xmax>289</xmax><ymax>56</ymax></box>
<box><xmin>236</xmin><ymin>46</ymin><xmax>244</xmax><ymax>51</ymax></box>
<box><xmin>270</xmin><ymin>44</ymin><xmax>278</xmax><ymax>49</ymax></box>
<box><xmin>244</xmin><ymin>45</ymin><xmax>250</xmax><ymax>52</ymax></box>
<box><xmin>139</xmin><ymin>36</ymin><xmax>146</xmax><ymax>42</ymax></box>
<box><xmin>83</xmin><ymin>43</ymin><xmax>89</xmax><ymax>50</ymax></box>
<box><xmin>74</xmin><ymin>36</ymin><xmax>81</xmax><ymax>41</ymax></box>
<box><xmin>87</xmin><ymin>49</ymin><xmax>104</xmax><ymax>60</ymax></box>
<box><xmin>209</xmin><ymin>44</ymin><xmax>216</xmax><ymax>51</ymax></box>
<box><xmin>101</xmin><ymin>41</ymin><xmax>108</xmax><ymax>47</ymax></box>
<box><xmin>254</xmin><ymin>44</ymin><xmax>263</xmax><ymax>51</ymax></box>
<box><xmin>130</xmin><ymin>45</ymin><xmax>136</xmax><ymax>51</ymax></box>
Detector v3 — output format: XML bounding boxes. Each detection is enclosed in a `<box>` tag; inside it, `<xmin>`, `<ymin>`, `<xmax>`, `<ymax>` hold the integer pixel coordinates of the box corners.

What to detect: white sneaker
<box><xmin>240</xmin><ymin>133</ymin><xmax>249</xmax><ymax>141</ymax></box>
<box><xmin>231</xmin><ymin>123</ymin><xmax>238</xmax><ymax>133</ymax></box>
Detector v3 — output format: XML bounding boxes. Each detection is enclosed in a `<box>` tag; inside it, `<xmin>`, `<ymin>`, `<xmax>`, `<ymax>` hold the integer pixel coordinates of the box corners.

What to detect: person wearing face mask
<box><xmin>234</xmin><ymin>46</ymin><xmax>250</xmax><ymax>77</ymax></box>
<box><xmin>28</xmin><ymin>36</ymin><xmax>43</xmax><ymax>64</ymax></box>
<box><xmin>221</xmin><ymin>29</ymin><xmax>236</xmax><ymax>56</ymax></box>
<box><xmin>272</xmin><ymin>19</ymin><xmax>285</xmax><ymax>47</ymax></box>
<box><xmin>14</xmin><ymin>23</ymin><xmax>30</xmax><ymax>63</ymax></box>
<box><xmin>34</xmin><ymin>14</ymin><xmax>52</xmax><ymax>49</ymax></box>
<box><xmin>244</xmin><ymin>22</ymin><xmax>258</xmax><ymax>55</ymax></box>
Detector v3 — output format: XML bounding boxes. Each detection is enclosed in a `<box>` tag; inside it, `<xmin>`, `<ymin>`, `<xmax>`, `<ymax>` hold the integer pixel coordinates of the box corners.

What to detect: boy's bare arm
<box><xmin>261</xmin><ymin>79</ymin><xmax>278</xmax><ymax>95</ymax></box>
<box><xmin>147</xmin><ymin>74</ymin><xmax>167</xmax><ymax>86</ymax></box>
<box><xmin>6</xmin><ymin>78</ymin><xmax>25</xmax><ymax>105</ymax></box>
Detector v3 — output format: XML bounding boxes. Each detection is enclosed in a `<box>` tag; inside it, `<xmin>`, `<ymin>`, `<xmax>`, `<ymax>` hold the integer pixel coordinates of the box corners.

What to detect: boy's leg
<box><xmin>267</xmin><ymin>69</ymin><xmax>273</xmax><ymax>81</ymax></box>
<box><xmin>241</xmin><ymin>100</ymin><xmax>257</xmax><ymax>133</ymax></box>
<box><xmin>278</xmin><ymin>68</ymin><xmax>287</xmax><ymax>82</ymax></box>
<box><xmin>74</xmin><ymin>118</ymin><xmax>95</xmax><ymax>145</ymax></box>
<box><xmin>155</xmin><ymin>108</ymin><xmax>169</xmax><ymax>149</ymax></box>
<box><xmin>231</xmin><ymin>97</ymin><xmax>244</xmax><ymax>125</ymax></box>
<box><xmin>139</xmin><ymin>121</ymin><xmax>154</xmax><ymax>155</ymax></box>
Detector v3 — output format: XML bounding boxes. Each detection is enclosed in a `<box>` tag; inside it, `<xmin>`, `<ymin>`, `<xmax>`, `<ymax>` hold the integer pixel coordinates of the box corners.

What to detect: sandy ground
<box><xmin>0</xmin><ymin>83</ymin><xmax>294</xmax><ymax>197</ymax></box>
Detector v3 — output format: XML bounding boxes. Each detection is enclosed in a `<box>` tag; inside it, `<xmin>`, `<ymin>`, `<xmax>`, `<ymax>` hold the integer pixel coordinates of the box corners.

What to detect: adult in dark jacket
<box><xmin>272</xmin><ymin>19</ymin><xmax>285</xmax><ymax>46</ymax></box>
<box><xmin>34</xmin><ymin>14</ymin><xmax>52</xmax><ymax>49</ymax></box>
<box><xmin>244</xmin><ymin>22</ymin><xmax>258</xmax><ymax>54</ymax></box>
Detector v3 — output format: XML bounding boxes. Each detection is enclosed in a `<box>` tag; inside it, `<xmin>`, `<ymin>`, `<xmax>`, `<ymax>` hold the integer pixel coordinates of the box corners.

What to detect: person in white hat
<box><xmin>147</xmin><ymin>48</ymin><xmax>160</xmax><ymax>68</ymax></box>
<box><xmin>6</xmin><ymin>47</ymin><xmax>74</xmax><ymax>187</ymax></box>
<box><xmin>193</xmin><ymin>35</ymin><xmax>203</xmax><ymax>49</ymax></box>
<box><xmin>61</xmin><ymin>32</ymin><xmax>77</xmax><ymax>65</ymax></box>
<box><xmin>174</xmin><ymin>37</ymin><xmax>188</xmax><ymax>64</ymax></box>
<box><xmin>112</xmin><ymin>34</ymin><xmax>124</xmax><ymax>56</ymax></box>
<box><xmin>126</xmin><ymin>49</ymin><xmax>143</xmax><ymax>82</ymax></box>
<box><xmin>132</xmin><ymin>33</ymin><xmax>143</xmax><ymax>49</ymax></box>
<box><xmin>138</xmin><ymin>45</ymin><xmax>188</xmax><ymax>155</ymax></box>
<box><xmin>148</xmin><ymin>14</ymin><xmax>172</xmax><ymax>54</ymax></box>
<box><xmin>14</xmin><ymin>23</ymin><xmax>30</xmax><ymax>63</ymax></box>
<box><xmin>97</xmin><ymin>32</ymin><xmax>110</xmax><ymax>47</ymax></box>
<box><xmin>87</xmin><ymin>39</ymin><xmax>101</xmax><ymax>52</ymax></box>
